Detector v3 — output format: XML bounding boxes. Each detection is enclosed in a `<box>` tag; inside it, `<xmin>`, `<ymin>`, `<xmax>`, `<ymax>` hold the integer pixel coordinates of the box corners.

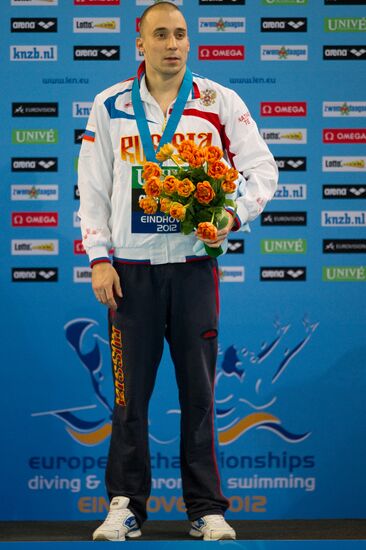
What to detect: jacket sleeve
<box><xmin>77</xmin><ymin>94</ymin><xmax>114</xmax><ymax>266</ymax></box>
<box><xmin>221</xmin><ymin>88</ymin><xmax>279</xmax><ymax>230</ymax></box>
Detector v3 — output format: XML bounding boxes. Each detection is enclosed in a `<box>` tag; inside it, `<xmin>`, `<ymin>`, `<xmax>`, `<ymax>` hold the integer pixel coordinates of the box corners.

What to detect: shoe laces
<box><xmin>203</xmin><ymin>515</ymin><xmax>229</xmax><ymax>527</ymax></box>
<box><xmin>103</xmin><ymin>507</ymin><xmax>131</xmax><ymax>528</ymax></box>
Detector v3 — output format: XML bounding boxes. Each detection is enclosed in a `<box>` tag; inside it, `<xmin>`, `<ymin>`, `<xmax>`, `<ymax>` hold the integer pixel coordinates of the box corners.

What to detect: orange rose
<box><xmin>205</xmin><ymin>146</ymin><xmax>223</xmax><ymax>164</ymax></box>
<box><xmin>176</xmin><ymin>178</ymin><xmax>195</xmax><ymax>198</ymax></box>
<box><xmin>163</xmin><ymin>175</ymin><xmax>178</xmax><ymax>195</ymax></box>
<box><xmin>207</xmin><ymin>160</ymin><xmax>228</xmax><ymax>179</ymax></box>
<box><xmin>177</xmin><ymin>139</ymin><xmax>197</xmax><ymax>161</ymax></box>
<box><xmin>197</xmin><ymin>222</ymin><xmax>218</xmax><ymax>241</ymax></box>
<box><xmin>225</xmin><ymin>167</ymin><xmax>239</xmax><ymax>182</ymax></box>
<box><xmin>188</xmin><ymin>149</ymin><xmax>206</xmax><ymax>168</ymax></box>
<box><xmin>155</xmin><ymin>143</ymin><xmax>175</xmax><ymax>162</ymax></box>
<box><xmin>221</xmin><ymin>180</ymin><xmax>237</xmax><ymax>194</ymax></box>
<box><xmin>160</xmin><ymin>197</ymin><xmax>173</xmax><ymax>214</ymax></box>
<box><xmin>169</xmin><ymin>202</ymin><xmax>186</xmax><ymax>221</ymax></box>
<box><xmin>143</xmin><ymin>176</ymin><xmax>162</xmax><ymax>197</ymax></box>
<box><xmin>194</xmin><ymin>181</ymin><xmax>216</xmax><ymax>205</ymax></box>
<box><xmin>142</xmin><ymin>162</ymin><xmax>161</xmax><ymax>180</ymax></box>
<box><xmin>139</xmin><ymin>196</ymin><xmax>158</xmax><ymax>214</ymax></box>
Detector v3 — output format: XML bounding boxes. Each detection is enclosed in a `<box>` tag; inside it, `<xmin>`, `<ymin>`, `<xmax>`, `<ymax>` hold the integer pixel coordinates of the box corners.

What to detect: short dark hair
<box><xmin>139</xmin><ymin>1</ymin><xmax>182</xmax><ymax>36</ymax></box>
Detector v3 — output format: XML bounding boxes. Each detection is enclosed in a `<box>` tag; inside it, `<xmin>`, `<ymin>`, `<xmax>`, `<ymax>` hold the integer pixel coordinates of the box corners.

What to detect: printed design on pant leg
<box><xmin>201</xmin><ymin>329</ymin><xmax>218</xmax><ymax>340</ymax></box>
<box><xmin>111</xmin><ymin>325</ymin><xmax>126</xmax><ymax>407</ymax></box>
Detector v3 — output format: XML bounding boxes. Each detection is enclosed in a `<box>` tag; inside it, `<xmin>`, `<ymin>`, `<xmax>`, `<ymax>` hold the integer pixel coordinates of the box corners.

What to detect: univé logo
<box><xmin>198</xmin><ymin>45</ymin><xmax>244</xmax><ymax>60</ymax></box>
<box><xmin>32</xmin><ymin>316</ymin><xmax>318</xmax><ymax>447</ymax></box>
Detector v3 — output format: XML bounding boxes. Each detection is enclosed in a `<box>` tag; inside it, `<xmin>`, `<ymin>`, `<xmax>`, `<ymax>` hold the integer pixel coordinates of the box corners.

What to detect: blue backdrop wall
<box><xmin>1</xmin><ymin>0</ymin><xmax>366</xmax><ymax>521</ymax></box>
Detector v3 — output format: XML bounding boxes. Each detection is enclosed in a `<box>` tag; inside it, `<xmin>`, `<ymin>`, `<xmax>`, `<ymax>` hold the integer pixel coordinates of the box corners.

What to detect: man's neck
<box><xmin>145</xmin><ymin>66</ymin><xmax>186</xmax><ymax>114</ymax></box>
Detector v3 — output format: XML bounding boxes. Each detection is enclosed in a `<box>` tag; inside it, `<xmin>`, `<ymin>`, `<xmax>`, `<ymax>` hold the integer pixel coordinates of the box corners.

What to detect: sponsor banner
<box><xmin>73</xmin><ymin>46</ymin><xmax>120</xmax><ymax>61</ymax></box>
<box><xmin>321</xmin><ymin>210</ymin><xmax>366</xmax><ymax>226</ymax></box>
<box><xmin>324</xmin><ymin>0</ymin><xmax>366</xmax><ymax>3</ymax></box>
<box><xmin>260</xmin><ymin>267</ymin><xmax>307</xmax><ymax>281</ymax></box>
<box><xmin>74</xmin><ymin>129</ymin><xmax>85</xmax><ymax>144</ymax></box>
<box><xmin>12</xmin><ymin>129</ymin><xmax>58</xmax><ymax>145</ymax></box>
<box><xmin>198</xmin><ymin>45</ymin><xmax>244</xmax><ymax>60</ymax></box>
<box><xmin>323</xmin><ymin>46</ymin><xmax>366</xmax><ymax>60</ymax></box>
<box><xmin>261</xmin><ymin>45</ymin><xmax>308</xmax><ymax>61</ymax></box>
<box><xmin>323</xmin><ymin>239</ymin><xmax>366</xmax><ymax>253</ymax></box>
<box><xmin>198</xmin><ymin>18</ymin><xmax>246</xmax><ymax>33</ymax></box>
<box><xmin>12</xmin><ymin>103</ymin><xmax>58</xmax><ymax>117</ymax></box>
<box><xmin>11</xmin><ymin>18</ymin><xmax>58</xmax><ymax>33</ymax></box>
<box><xmin>199</xmin><ymin>0</ymin><xmax>245</xmax><ymax>4</ymax></box>
<box><xmin>323</xmin><ymin>185</ymin><xmax>366</xmax><ymax>199</ymax></box>
<box><xmin>275</xmin><ymin>157</ymin><xmax>307</xmax><ymax>171</ymax></box>
<box><xmin>227</xmin><ymin>239</ymin><xmax>244</xmax><ymax>254</ymax></box>
<box><xmin>12</xmin><ymin>268</ymin><xmax>58</xmax><ymax>282</ymax></box>
<box><xmin>74</xmin><ymin>0</ymin><xmax>120</xmax><ymax>5</ymax></box>
<box><xmin>261</xmin><ymin>239</ymin><xmax>307</xmax><ymax>254</ymax></box>
<box><xmin>74</xmin><ymin>240</ymin><xmax>86</xmax><ymax>254</ymax></box>
<box><xmin>72</xmin><ymin>103</ymin><xmax>92</xmax><ymax>118</ymax></box>
<box><xmin>324</xmin><ymin>18</ymin><xmax>366</xmax><ymax>32</ymax></box>
<box><xmin>11</xmin><ymin>158</ymin><xmax>58</xmax><ymax>172</ymax></box>
<box><xmin>136</xmin><ymin>0</ymin><xmax>182</xmax><ymax>3</ymax></box>
<box><xmin>74</xmin><ymin>185</ymin><xmax>80</xmax><ymax>199</ymax></box>
<box><xmin>73</xmin><ymin>18</ymin><xmax>120</xmax><ymax>33</ymax></box>
<box><xmin>322</xmin><ymin>157</ymin><xmax>366</xmax><ymax>172</ymax></box>
<box><xmin>11</xmin><ymin>239</ymin><xmax>59</xmax><ymax>255</ymax></box>
<box><xmin>10</xmin><ymin>45</ymin><xmax>57</xmax><ymax>62</ymax></box>
<box><xmin>12</xmin><ymin>212</ymin><xmax>58</xmax><ymax>227</ymax></box>
<box><xmin>322</xmin><ymin>266</ymin><xmax>366</xmax><ymax>282</ymax></box>
<box><xmin>262</xmin><ymin>0</ymin><xmax>308</xmax><ymax>3</ymax></box>
<box><xmin>73</xmin><ymin>267</ymin><xmax>92</xmax><ymax>282</ymax></box>
<box><xmin>261</xmin><ymin>212</ymin><xmax>307</xmax><ymax>226</ymax></box>
<box><xmin>261</xmin><ymin>102</ymin><xmax>307</xmax><ymax>117</ymax></box>
<box><xmin>73</xmin><ymin>212</ymin><xmax>81</xmax><ymax>227</ymax></box>
<box><xmin>323</xmin><ymin>129</ymin><xmax>366</xmax><ymax>144</ymax></box>
<box><xmin>323</xmin><ymin>101</ymin><xmax>366</xmax><ymax>117</ymax></box>
<box><xmin>11</xmin><ymin>0</ymin><xmax>58</xmax><ymax>4</ymax></box>
<box><xmin>261</xmin><ymin>18</ymin><xmax>307</xmax><ymax>33</ymax></box>
<box><xmin>219</xmin><ymin>266</ymin><xmax>245</xmax><ymax>282</ymax></box>
<box><xmin>260</xmin><ymin>128</ymin><xmax>307</xmax><ymax>144</ymax></box>
<box><xmin>274</xmin><ymin>183</ymin><xmax>307</xmax><ymax>200</ymax></box>
<box><xmin>11</xmin><ymin>185</ymin><xmax>59</xmax><ymax>201</ymax></box>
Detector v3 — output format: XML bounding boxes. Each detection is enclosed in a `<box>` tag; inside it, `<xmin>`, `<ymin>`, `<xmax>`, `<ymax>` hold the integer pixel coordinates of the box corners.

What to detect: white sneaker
<box><xmin>189</xmin><ymin>514</ymin><xmax>236</xmax><ymax>541</ymax></box>
<box><xmin>92</xmin><ymin>496</ymin><xmax>142</xmax><ymax>541</ymax></box>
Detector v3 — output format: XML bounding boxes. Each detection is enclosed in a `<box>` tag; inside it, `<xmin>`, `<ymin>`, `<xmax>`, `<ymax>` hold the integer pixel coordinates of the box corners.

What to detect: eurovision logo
<box><xmin>323</xmin><ymin>239</ymin><xmax>366</xmax><ymax>253</ymax></box>
<box><xmin>261</xmin><ymin>102</ymin><xmax>307</xmax><ymax>117</ymax></box>
<box><xmin>10</xmin><ymin>45</ymin><xmax>57</xmax><ymax>62</ymax></box>
<box><xmin>11</xmin><ymin>184</ymin><xmax>59</xmax><ymax>201</ymax></box>
<box><xmin>261</xmin><ymin>45</ymin><xmax>308</xmax><ymax>60</ymax></box>
<box><xmin>73</xmin><ymin>18</ymin><xmax>120</xmax><ymax>33</ymax></box>
<box><xmin>322</xmin><ymin>157</ymin><xmax>366</xmax><ymax>172</ymax></box>
<box><xmin>323</xmin><ymin>185</ymin><xmax>366</xmax><ymax>199</ymax></box>
<box><xmin>73</xmin><ymin>46</ymin><xmax>120</xmax><ymax>60</ymax></box>
<box><xmin>323</xmin><ymin>46</ymin><xmax>366</xmax><ymax>60</ymax></box>
<box><xmin>274</xmin><ymin>184</ymin><xmax>307</xmax><ymax>200</ymax></box>
<box><xmin>260</xmin><ymin>267</ymin><xmax>307</xmax><ymax>281</ymax></box>
<box><xmin>12</xmin><ymin>268</ymin><xmax>58</xmax><ymax>282</ymax></box>
<box><xmin>260</xmin><ymin>128</ymin><xmax>307</xmax><ymax>144</ymax></box>
<box><xmin>261</xmin><ymin>212</ymin><xmax>307</xmax><ymax>226</ymax></box>
<box><xmin>11</xmin><ymin>158</ymin><xmax>58</xmax><ymax>172</ymax></box>
<box><xmin>322</xmin><ymin>129</ymin><xmax>366</xmax><ymax>143</ymax></box>
<box><xmin>261</xmin><ymin>18</ymin><xmax>307</xmax><ymax>32</ymax></box>
<box><xmin>323</xmin><ymin>101</ymin><xmax>366</xmax><ymax>117</ymax></box>
<box><xmin>12</xmin><ymin>103</ymin><xmax>58</xmax><ymax>117</ymax></box>
<box><xmin>198</xmin><ymin>45</ymin><xmax>244</xmax><ymax>60</ymax></box>
<box><xmin>11</xmin><ymin>18</ymin><xmax>58</xmax><ymax>33</ymax></box>
<box><xmin>74</xmin><ymin>129</ymin><xmax>85</xmax><ymax>144</ymax></box>
<box><xmin>198</xmin><ymin>18</ymin><xmax>246</xmax><ymax>33</ymax></box>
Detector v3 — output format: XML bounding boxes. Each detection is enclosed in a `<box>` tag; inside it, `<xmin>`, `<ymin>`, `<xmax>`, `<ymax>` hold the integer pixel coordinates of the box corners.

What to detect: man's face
<box><xmin>136</xmin><ymin>7</ymin><xmax>190</xmax><ymax>77</ymax></box>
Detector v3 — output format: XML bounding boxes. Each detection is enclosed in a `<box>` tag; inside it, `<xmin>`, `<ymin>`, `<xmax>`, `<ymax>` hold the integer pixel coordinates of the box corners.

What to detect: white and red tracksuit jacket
<box><xmin>78</xmin><ymin>63</ymin><xmax>278</xmax><ymax>266</ymax></box>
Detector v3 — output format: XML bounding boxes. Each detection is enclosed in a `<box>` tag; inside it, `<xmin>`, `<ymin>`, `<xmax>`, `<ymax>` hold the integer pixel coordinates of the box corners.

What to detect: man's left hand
<box><xmin>195</xmin><ymin>211</ymin><xmax>235</xmax><ymax>249</ymax></box>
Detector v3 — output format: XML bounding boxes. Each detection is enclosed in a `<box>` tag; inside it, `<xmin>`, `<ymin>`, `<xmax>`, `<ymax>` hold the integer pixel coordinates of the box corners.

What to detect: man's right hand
<box><xmin>92</xmin><ymin>263</ymin><xmax>122</xmax><ymax>311</ymax></box>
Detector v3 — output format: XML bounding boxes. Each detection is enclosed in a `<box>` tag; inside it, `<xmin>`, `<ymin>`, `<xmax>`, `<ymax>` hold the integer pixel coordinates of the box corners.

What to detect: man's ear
<box><xmin>136</xmin><ymin>37</ymin><xmax>143</xmax><ymax>53</ymax></box>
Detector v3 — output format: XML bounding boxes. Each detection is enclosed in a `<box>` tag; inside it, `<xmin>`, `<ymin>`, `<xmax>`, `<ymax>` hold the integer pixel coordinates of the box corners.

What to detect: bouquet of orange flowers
<box><xmin>138</xmin><ymin>139</ymin><xmax>238</xmax><ymax>257</ymax></box>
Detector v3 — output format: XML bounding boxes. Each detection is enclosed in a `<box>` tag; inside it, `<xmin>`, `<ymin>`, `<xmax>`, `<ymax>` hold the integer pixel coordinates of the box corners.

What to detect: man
<box><xmin>78</xmin><ymin>1</ymin><xmax>278</xmax><ymax>542</ymax></box>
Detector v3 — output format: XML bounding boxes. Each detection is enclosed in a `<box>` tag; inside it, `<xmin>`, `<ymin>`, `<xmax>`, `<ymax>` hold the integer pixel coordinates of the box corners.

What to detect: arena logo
<box><xmin>322</xmin><ymin>129</ymin><xmax>366</xmax><ymax>143</ymax></box>
<box><xmin>261</xmin><ymin>239</ymin><xmax>307</xmax><ymax>254</ymax></box>
<box><xmin>322</xmin><ymin>157</ymin><xmax>366</xmax><ymax>172</ymax></box>
<box><xmin>10</xmin><ymin>45</ymin><xmax>57</xmax><ymax>62</ymax></box>
<box><xmin>323</xmin><ymin>239</ymin><xmax>366</xmax><ymax>254</ymax></box>
<box><xmin>11</xmin><ymin>239</ymin><xmax>59</xmax><ymax>255</ymax></box>
<box><xmin>227</xmin><ymin>239</ymin><xmax>244</xmax><ymax>254</ymax></box>
<box><xmin>261</xmin><ymin>18</ymin><xmax>307</xmax><ymax>32</ymax></box>
<box><xmin>261</xmin><ymin>102</ymin><xmax>307</xmax><ymax>117</ymax></box>
<box><xmin>260</xmin><ymin>128</ymin><xmax>307</xmax><ymax>144</ymax></box>
<box><xmin>12</xmin><ymin>129</ymin><xmax>58</xmax><ymax>145</ymax></box>
<box><xmin>321</xmin><ymin>210</ymin><xmax>366</xmax><ymax>226</ymax></box>
<box><xmin>11</xmin><ymin>0</ymin><xmax>58</xmax><ymax>4</ymax></box>
<box><xmin>261</xmin><ymin>45</ymin><xmax>308</xmax><ymax>61</ymax></box>
<box><xmin>261</xmin><ymin>211</ymin><xmax>307</xmax><ymax>225</ymax></box>
<box><xmin>323</xmin><ymin>101</ymin><xmax>366</xmax><ymax>117</ymax></box>
<box><xmin>12</xmin><ymin>157</ymin><xmax>58</xmax><ymax>172</ymax></box>
<box><xmin>199</xmin><ymin>0</ymin><xmax>245</xmax><ymax>4</ymax></box>
<box><xmin>323</xmin><ymin>46</ymin><xmax>366</xmax><ymax>60</ymax></box>
<box><xmin>11</xmin><ymin>18</ymin><xmax>58</xmax><ymax>33</ymax></box>
<box><xmin>324</xmin><ymin>18</ymin><xmax>366</xmax><ymax>32</ymax></box>
<box><xmin>74</xmin><ymin>0</ymin><xmax>120</xmax><ymax>5</ymax></box>
<box><xmin>260</xmin><ymin>267</ymin><xmax>306</xmax><ymax>281</ymax></box>
<box><xmin>12</xmin><ymin>103</ymin><xmax>58</xmax><ymax>117</ymax></box>
<box><xmin>274</xmin><ymin>183</ymin><xmax>307</xmax><ymax>200</ymax></box>
<box><xmin>322</xmin><ymin>266</ymin><xmax>366</xmax><ymax>282</ymax></box>
<box><xmin>12</xmin><ymin>268</ymin><xmax>58</xmax><ymax>282</ymax></box>
<box><xmin>11</xmin><ymin>184</ymin><xmax>59</xmax><ymax>201</ymax></box>
<box><xmin>219</xmin><ymin>266</ymin><xmax>245</xmax><ymax>282</ymax></box>
<box><xmin>74</xmin><ymin>129</ymin><xmax>85</xmax><ymax>143</ymax></box>
<box><xmin>74</xmin><ymin>240</ymin><xmax>86</xmax><ymax>254</ymax></box>
<box><xmin>198</xmin><ymin>18</ymin><xmax>246</xmax><ymax>33</ymax></box>
<box><xmin>275</xmin><ymin>157</ymin><xmax>307</xmax><ymax>171</ymax></box>
<box><xmin>73</xmin><ymin>102</ymin><xmax>92</xmax><ymax>118</ymax></box>
<box><xmin>323</xmin><ymin>184</ymin><xmax>366</xmax><ymax>199</ymax></box>
<box><xmin>73</xmin><ymin>46</ymin><xmax>120</xmax><ymax>61</ymax></box>
<box><xmin>74</xmin><ymin>268</ymin><xmax>92</xmax><ymax>282</ymax></box>
<box><xmin>198</xmin><ymin>45</ymin><xmax>245</xmax><ymax>60</ymax></box>
<box><xmin>73</xmin><ymin>18</ymin><xmax>120</xmax><ymax>33</ymax></box>
<box><xmin>12</xmin><ymin>212</ymin><xmax>58</xmax><ymax>227</ymax></box>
